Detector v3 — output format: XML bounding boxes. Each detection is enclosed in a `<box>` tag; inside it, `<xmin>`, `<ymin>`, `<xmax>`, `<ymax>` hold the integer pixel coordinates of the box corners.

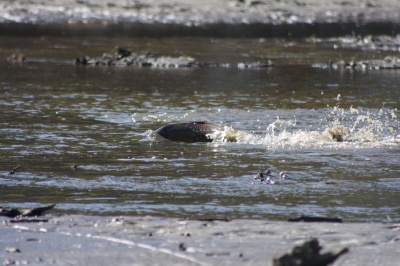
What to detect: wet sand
<box><xmin>1</xmin><ymin>215</ymin><xmax>399</xmax><ymax>265</ymax></box>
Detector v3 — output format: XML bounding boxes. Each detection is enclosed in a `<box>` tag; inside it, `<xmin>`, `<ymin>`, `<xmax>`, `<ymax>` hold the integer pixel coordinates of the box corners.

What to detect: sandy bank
<box><xmin>1</xmin><ymin>215</ymin><xmax>399</xmax><ymax>265</ymax></box>
<box><xmin>0</xmin><ymin>0</ymin><xmax>399</xmax><ymax>37</ymax></box>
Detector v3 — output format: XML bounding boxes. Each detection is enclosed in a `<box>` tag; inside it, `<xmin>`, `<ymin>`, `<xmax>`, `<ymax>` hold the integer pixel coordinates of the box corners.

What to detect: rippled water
<box><xmin>0</xmin><ymin>35</ymin><xmax>399</xmax><ymax>222</ymax></box>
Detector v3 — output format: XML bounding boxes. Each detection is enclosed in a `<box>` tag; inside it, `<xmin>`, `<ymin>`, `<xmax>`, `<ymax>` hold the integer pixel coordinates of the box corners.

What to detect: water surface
<box><xmin>0</xmin><ymin>36</ymin><xmax>399</xmax><ymax>222</ymax></box>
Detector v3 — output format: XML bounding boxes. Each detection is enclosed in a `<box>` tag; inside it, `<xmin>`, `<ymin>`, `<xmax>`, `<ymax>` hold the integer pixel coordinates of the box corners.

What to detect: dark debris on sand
<box><xmin>273</xmin><ymin>238</ymin><xmax>349</xmax><ymax>266</ymax></box>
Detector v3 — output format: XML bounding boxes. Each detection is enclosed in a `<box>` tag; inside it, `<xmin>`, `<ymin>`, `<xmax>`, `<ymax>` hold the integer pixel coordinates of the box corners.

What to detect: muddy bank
<box><xmin>1</xmin><ymin>215</ymin><xmax>399</xmax><ymax>265</ymax></box>
<box><xmin>0</xmin><ymin>0</ymin><xmax>399</xmax><ymax>37</ymax></box>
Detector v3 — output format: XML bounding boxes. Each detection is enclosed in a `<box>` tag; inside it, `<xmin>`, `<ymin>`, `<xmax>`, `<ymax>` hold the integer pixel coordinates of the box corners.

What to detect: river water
<box><xmin>1</xmin><ymin>34</ymin><xmax>399</xmax><ymax>222</ymax></box>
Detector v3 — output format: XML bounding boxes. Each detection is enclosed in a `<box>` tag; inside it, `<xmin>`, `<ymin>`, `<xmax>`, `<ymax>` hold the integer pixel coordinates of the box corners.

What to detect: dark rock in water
<box><xmin>273</xmin><ymin>238</ymin><xmax>349</xmax><ymax>266</ymax></box>
<box><xmin>75</xmin><ymin>56</ymin><xmax>90</xmax><ymax>65</ymax></box>
<box><xmin>75</xmin><ymin>47</ymin><xmax>273</xmax><ymax>68</ymax></box>
<box><xmin>156</xmin><ymin>121</ymin><xmax>221</xmax><ymax>142</ymax></box>
<box><xmin>253</xmin><ymin>169</ymin><xmax>276</xmax><ymax>184</ymax></box>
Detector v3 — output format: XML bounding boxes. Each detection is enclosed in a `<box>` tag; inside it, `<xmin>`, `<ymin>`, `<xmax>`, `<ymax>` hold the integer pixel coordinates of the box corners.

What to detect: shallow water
<box><xmin>0</xmin><ymin>35</ymin><xmax>399</xmax><ymax>222</ymax></box>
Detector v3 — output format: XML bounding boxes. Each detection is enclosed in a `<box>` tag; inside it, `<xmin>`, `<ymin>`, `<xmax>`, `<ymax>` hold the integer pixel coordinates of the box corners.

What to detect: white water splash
<box><xmin>212</xmin><ymin>107</ymin><xmax>399</xmax><ymax>149</ymax></box>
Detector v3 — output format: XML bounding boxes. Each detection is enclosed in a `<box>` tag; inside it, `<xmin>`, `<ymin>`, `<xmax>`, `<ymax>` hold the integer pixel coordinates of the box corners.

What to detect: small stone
<box><xmin>178</xmin><ymin>243</ymin><xmax>187</xmax><ymax>251</ymax></box>
<box><xmin>325</xmin><ymin>179</ymin><xmax>339</xmax><ymax>185</ymax></box>
<box><xmin>5</xmin><ymin>247</ymin><xmax>21</xmax><ymax>253</ymax></box>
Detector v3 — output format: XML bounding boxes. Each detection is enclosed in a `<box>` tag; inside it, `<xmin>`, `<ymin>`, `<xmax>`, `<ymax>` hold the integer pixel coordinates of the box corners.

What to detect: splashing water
<box><xmin>210</xmin><ymin>107</ymin><xmax>399</xmax><ymax>149</ymax></box>
<box><xmin>145</xmin><ymin>107</ymin><xmax>398</xmax><ymax>149</ymax></box>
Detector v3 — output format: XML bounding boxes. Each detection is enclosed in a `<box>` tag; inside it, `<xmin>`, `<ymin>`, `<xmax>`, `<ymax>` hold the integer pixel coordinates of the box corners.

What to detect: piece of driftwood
<box><xmin>0</xmin><ymin>204</ymin><xmax>55</xmax><ymax>218</ymax></box>
<box><xmin>288</xmin><ymin>216</ymin><xmax>342</xmax><ymax>223</ymax></box>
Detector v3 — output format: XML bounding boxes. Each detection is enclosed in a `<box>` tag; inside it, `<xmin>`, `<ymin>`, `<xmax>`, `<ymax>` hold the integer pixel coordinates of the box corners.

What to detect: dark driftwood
<box><xmin>0</xmin><ymin>204</ymin><xmax>55</xmax><ymax>218</ymax></box>
<box><xmin>288</xmin><ymin>215</ymin><xmax>343</xmax><ymax>223</ymax></box>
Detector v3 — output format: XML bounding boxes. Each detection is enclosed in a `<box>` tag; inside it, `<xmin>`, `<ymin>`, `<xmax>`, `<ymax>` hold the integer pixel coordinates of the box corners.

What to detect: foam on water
<box><xmin>210</xmin><ymin>107</ymin><xmax>399</xmax><ymax>149</ymax></box>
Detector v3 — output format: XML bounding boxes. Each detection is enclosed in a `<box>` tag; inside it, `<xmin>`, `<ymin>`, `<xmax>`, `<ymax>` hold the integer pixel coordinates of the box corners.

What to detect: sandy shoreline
<box><xmin>1</xmin><ymin>0</ymin><xmax>400</xmax><ymax>24</ymax></box>
<box><xmin>0</xmin><ymin>0</ymin><xmax>399</xmax><ymax>37</ymax></box>
<box><xmin>1</xmin><ymin>215</ymin><xmax>399</xmax><ymax>265</ymax></box>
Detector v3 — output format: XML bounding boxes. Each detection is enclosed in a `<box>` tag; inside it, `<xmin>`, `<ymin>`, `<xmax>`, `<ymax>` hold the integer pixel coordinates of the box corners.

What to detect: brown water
<box><xmin>0</xmin><ymin>35</ymin><xmax>399</xmax><ymax>222</ymax></box>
